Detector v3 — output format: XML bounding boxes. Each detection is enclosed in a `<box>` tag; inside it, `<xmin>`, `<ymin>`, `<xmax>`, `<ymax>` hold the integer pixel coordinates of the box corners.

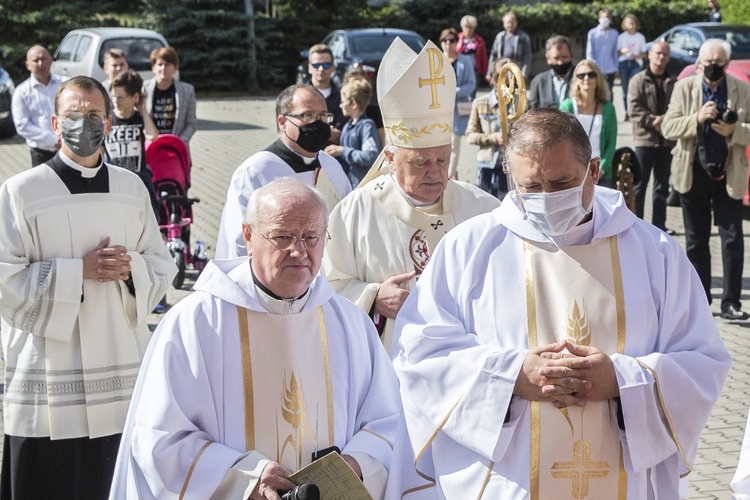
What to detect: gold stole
<box><xmin>372</xmin><ymin>178</ymin><xmax>455</xmax><ymax>274</ymax></box>
<box><xmin>524</xmin><ymin>237</ymin><xmax>627</xmax><ymax>500</ymax></box>
<box><xmin>236</xmin><ymin>306</ymin><xmax>334</xmax><ymax>472</ymax></box>
<box><xmin>314</xmin><ymin>167</ymin><xmax>343</xmax><ymax>211</ymax></box>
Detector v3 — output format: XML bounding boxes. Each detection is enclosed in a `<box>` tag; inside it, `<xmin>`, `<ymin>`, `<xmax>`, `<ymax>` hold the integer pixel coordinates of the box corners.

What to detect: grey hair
<box><xmin>460</xmin><ymin>15</ymin><xmax>478</xmax><ymax>28</ymax></box>
<box><xmin>505</xmin><ymin>108</ymin><xmax>592</xmax><ymax>169</ymax></box>
<box><xmin>244</xmin><ymin>177</ymin><xmax>329</xmax><ymax>228</ymax></box>
<box><xmin>545</xmin><ymin>35</ymin><xmax>573</xmax><ymax>55</ymax></box>
<box><xmin>698</xmin><ymin>38</ymin><xmax>732</xmax><ymax>62</ymax></box>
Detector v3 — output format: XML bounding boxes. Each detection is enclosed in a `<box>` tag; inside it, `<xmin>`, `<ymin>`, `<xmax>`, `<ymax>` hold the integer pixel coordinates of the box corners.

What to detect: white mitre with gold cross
<box><xmin>357</xmin><ymin>38</ymin><xmax>456</xmax><ymax>186</ymax></box>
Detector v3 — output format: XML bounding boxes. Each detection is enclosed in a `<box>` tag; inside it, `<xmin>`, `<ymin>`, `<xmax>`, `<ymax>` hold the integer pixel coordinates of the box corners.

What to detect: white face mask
<box><xmin>518</xmin><ymin>169</ymin><xmax>592</xmax><ymax>236</ymax></box>
<box><xmin>599</xmin><ymin>17</ymin><xmax>611</xmax><ymax>28</ymax></box>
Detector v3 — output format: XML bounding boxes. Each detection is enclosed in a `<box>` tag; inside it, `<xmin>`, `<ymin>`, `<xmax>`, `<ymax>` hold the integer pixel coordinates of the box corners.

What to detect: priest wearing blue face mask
<box><xmin>389</xmin><ymin>107</ymin><xmax>730</xmax><ymax>499</ymax></box>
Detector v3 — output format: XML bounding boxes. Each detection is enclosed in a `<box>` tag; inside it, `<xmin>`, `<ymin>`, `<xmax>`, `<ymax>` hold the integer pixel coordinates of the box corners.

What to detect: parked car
<box><xmin>296</xmin><ymin>28</ymin><xmax>426</xmax><ymax>93</ymax></box>
<box><xmin>647</xmin><ymin>23</ymin><xmax>750</xmax><ymax>76</ymax></box>
<box><xmin>676</xmin><ymin>59</ymin><xmax>750</xmax><ymax>209</ymax></box>
<box><xmin>52</xmin><ymin>27</ymin><xmax>169</xmax><ymax>81</ymax></box>
<box><xmin>0</xmin><ymin>50</ymin><xmax>15</xmax><ymax>138</ymax></box>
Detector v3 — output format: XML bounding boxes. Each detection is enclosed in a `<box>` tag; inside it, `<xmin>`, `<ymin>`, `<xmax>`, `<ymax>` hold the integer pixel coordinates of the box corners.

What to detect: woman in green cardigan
<box><xmin>560</xmin><ymin>59</ymin><xmax>618</xmax><ymax>187</ymax></box>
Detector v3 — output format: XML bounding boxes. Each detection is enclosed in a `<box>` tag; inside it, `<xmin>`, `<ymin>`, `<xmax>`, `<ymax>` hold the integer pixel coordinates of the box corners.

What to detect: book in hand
<box><xmin>288</xmin><ymin>452</ymin><xmax>372</xmax><ymax>500</ymax></box>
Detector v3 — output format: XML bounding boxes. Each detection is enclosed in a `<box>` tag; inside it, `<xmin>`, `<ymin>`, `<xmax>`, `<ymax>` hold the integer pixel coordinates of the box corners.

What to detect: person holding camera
<box><xmin>662</xmin><ymin>39</ymin><xmax>750</xmax><ymax>320</ymax></box>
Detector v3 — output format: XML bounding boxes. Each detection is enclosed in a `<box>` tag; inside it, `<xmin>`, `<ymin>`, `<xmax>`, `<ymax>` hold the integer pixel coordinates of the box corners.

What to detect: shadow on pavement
<box><xmin>197</xmin><ymin>119</ymin><xmax>263</xmax><ymax>131</ymax></box>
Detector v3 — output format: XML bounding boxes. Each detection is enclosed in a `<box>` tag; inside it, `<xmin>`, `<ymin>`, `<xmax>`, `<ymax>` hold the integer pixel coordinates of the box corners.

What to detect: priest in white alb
<box><xmin>215</xmin><ymin>84</ymin><xmax>350</xmax><ymax>259</ymax></box>
<box><xmin>0</xmin><ymin>76</ymin><xmax>175</xmax><ymax>499</ymax></box>
<box><xmin>111</xmin><ymin>177</ymin><xmax>399</xmax><ymax>499</ymax></box>
<box><xmin>387</xmin><ymin>108</ymin><xmax>731</xmax><ymax>499</ymax></box>
<box><xmin>322</xmin><ymin>38</ymin><xmax>499</xmax><ymax>350</ymax></box>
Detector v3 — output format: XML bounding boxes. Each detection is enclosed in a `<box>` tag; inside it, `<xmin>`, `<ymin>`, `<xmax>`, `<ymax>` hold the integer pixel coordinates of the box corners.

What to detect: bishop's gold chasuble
<box><xmin>236</xmin><ymin>306</ymin><xmax>334</xmax><ymax>472</ymax></box>
<box><xmin>524</xmin><ymin>236</ymin><xmax>627</xmax><ymax>500</ymax></box>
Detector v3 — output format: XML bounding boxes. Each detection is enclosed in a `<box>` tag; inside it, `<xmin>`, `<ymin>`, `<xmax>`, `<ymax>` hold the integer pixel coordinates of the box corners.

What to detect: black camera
<box><xmin>715</xmin><ymin>107</ymin><xmax>738</xmax><ymax>124</ymax></box>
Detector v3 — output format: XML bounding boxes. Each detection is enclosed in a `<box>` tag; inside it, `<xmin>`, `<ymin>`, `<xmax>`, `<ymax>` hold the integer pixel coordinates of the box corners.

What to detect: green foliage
<box><xmin>721</xmin><ymin>0</ymin><xmax>750</xmax><ymax>25</ymax></box>
<box><xmin>139</xmin><ymin>0</ymin><xmax>253</xmax><ymax>92</ymax></box>
<box><xmin>0</xmin><ymin>0</ymin><xmax>122</xmax><ymax>82</ymax></box>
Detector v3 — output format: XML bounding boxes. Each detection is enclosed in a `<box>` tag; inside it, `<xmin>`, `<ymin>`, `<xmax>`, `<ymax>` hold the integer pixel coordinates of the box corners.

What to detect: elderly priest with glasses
<box><xmin>322</xmin><ymin>38</ymin><xmax>499</xmax><ymax>351</ymax></box>
<box><xmin>111</xmin><ymin>177</ymin><xmax>400</xmax><ymax>499</ymax></box>
<box><xmin>216</xmin><ymin>84</ymin><xmax>350</xmax><ymax>259</ymax></box>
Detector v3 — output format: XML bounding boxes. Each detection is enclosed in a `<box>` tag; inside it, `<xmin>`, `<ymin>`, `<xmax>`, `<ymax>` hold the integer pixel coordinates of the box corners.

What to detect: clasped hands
<box><xmin>82</xmin><ymin>237</ymin><xmax>132</xmax><ymax>282</ymax></box>
<box><xmin>514</xmin><ymin>339</ymin><xmax>619</xmax><ymax>409</ymax></box>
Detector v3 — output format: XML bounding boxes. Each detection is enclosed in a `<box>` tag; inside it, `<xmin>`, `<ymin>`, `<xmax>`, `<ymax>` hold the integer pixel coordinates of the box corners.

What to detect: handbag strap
<box><xmin>586</xmin><ymin>102</ymin><xmax>599</xmax><ymax>138</ymax></box>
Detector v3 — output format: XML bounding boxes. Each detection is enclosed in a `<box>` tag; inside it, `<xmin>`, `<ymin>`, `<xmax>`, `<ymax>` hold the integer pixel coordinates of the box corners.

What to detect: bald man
<box><xmin>11</xmin><ymin>45</ymin><xmax>65</xmax><ymax>167</ymax></box>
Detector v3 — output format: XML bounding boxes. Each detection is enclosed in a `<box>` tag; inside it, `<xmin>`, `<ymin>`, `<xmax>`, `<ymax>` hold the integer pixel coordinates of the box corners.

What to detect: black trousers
<box><xmin>634</xmin><ymin>146</ymin><xmax>672</xmax><ymax>231</ymax></box>
<box><xmin>29</xmin><ymin>147</ymin><xmax>56</xmax><ymax>168</ymax></box>
<box><xmin>0</xmin><ymin>433</ymin><xmax>121</xmax><ymax>500</ymax></box>
<box><xmin>680</xmin><ymin>159</ymin><xmax>744</xmax><ymax>309</ymax></box>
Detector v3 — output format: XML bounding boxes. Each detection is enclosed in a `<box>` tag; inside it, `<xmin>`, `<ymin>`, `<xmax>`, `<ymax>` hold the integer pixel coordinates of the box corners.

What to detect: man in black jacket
<box><xmin>627</xmin><ymin>41</ymin><xmax>675</xmax><ymax>233</ymax></box>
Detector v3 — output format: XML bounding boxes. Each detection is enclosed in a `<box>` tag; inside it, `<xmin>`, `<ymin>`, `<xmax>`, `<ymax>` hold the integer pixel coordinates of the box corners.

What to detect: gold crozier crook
<box><xmin>495</xmin><ymin>61</ymin><xmax>527</xmax><ymax>190</ymax></box>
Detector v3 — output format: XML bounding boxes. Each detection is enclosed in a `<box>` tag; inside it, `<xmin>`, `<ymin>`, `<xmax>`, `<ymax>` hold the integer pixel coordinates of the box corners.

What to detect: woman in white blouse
<box><xmin>560</xmin><ymin>60</ymin><xmax>618</xmax><ymax>188</ymax></box>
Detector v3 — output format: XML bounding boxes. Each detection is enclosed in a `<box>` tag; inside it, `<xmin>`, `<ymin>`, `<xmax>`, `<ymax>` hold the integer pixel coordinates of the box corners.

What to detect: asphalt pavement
<box><xmin>0</xmin><ymin>86</ymin><xmax>749</xmax><ymax>498</ymax></box>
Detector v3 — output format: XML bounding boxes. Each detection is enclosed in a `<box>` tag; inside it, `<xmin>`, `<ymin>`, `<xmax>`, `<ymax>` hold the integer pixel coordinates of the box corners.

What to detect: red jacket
<box><xmin>457</xmin><ymin>32</ymin><xmax>488</xmax><ymax>81</ymax></box>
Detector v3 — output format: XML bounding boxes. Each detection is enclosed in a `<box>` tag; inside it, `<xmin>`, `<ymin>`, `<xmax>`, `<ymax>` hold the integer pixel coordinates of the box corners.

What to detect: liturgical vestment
<box><xmin>215</xmin><ymin>141</ymin><xmax>351</xmax><ymax>259</ymax></box>
<box><xmin>0</xmin><ymin>154</ymin><xmax>174</xmax><ymax>441</ymax></box>
<box><xmin>388</xmin><ymin>188</ymin><xmax>730</xmax><ymax>499</ymax></box>
<box><xmin>322</xmin><ymin>174</ymin><xmax>499</xmax><ymax>350</ymax></box>
<box><xmin>110</xmin><ymin>259</ymin><xmax>400</xmax><ymax>499</ymax></box>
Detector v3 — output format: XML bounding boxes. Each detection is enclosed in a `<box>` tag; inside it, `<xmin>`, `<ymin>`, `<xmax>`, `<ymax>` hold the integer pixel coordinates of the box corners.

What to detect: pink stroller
<box><xmin>146</xmin><ymin>134</ymin><xmax>207</xmax><ymax>289</ymax></box>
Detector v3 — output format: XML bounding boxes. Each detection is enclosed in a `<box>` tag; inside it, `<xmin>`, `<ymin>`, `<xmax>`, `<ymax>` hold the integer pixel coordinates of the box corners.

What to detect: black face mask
<box><xmin>549</xmin><ymin>61</ymin><xmax>573</xmax><ymax>76</ymax></box>
<box><xmin>286</xmin><ymin>119</ymin><xmax>331</xmax><ymax>152</ymax></box>
<box><xmin>703</xmin><ymin>63</ymin><xmax>726</xmax><ymax>82</ymax></box>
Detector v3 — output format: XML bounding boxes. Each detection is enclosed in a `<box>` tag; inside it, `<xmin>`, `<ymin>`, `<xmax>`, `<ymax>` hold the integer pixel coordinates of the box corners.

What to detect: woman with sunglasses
<box><xmin>439</xmin><ymin>27</ymin><xmax>477</xmax><ymax>180</ymax></box>
<box><xmin>560</xmin><ymin>59</ymin><xmax>617</xmax><ymax>188</ymax></box>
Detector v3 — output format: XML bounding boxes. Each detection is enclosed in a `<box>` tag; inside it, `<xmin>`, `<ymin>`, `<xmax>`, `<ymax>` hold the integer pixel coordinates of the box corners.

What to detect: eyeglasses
<box><xmin>310</xmin><ymin>62</ymin><xmax>333</xmax><ymax>70</ymax></box>
<box><xmin>59</xmin><ymin>111</ymin><xmax>107</xmax><ymax>121</ymax></box>
<box><xmin>258</xmin><ymin>230</ymin><xmax>330</xmax><ymax>251</ymax></box>
<box><xmin>441</xmin><ymin>38</ymin><xmax>457</xmax><ymax>44</ymax></box>
<box><xmin>285</xmin><ymin>112</ymin><xmax>334</xmax><ymax>124</ymax></box>
<box><xmin>576</xmin><ymin>71</ymin><xmax>598</xmax><ymax>80</ymax></box>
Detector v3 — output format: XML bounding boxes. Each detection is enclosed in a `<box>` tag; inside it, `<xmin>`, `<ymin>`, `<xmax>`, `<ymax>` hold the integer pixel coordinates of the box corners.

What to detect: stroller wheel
<box><xmin>172</xmin><ymin>251</ymin><xmax>186</xmax><ymax>289</ymax></box>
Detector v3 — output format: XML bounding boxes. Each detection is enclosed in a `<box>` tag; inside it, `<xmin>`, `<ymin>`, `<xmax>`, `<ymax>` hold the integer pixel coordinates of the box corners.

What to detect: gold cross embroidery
<box><xmin>418</xmin><ymin>48</ymin><xmax>445</xmax><ymax>109</ymax></box>
<box><xmin>551</xmin><ymin>438</ymin><xmax>610</xmax><ymax>499</ymax></box>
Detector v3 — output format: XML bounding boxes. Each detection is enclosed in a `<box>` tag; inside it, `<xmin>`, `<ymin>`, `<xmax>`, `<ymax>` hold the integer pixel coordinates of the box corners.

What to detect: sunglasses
<box><xmin>311</xmin><ymin>62</ymin><xmax>333</xmax><ymax>70</ymax></box>
<box><xmin>441</xmin><ymin>38</ymin><xmax>457</xmax><ymax>44</ymax></box>
<box><xmin>576</xmin><ymin>71</ymin><xmax>598</xmax><ymax>80</ymax></box>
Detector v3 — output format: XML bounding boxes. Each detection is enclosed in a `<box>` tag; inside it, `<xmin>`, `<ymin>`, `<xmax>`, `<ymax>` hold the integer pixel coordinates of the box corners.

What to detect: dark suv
<box><xmin>297</xmin><ymin>28</ymin><xmax>426</xmax><ymax>91</ymax></box>
<box><xmin>0</xmin><ymin>51</ymin><xmax>15</xmax><ymax>138</ymax></box>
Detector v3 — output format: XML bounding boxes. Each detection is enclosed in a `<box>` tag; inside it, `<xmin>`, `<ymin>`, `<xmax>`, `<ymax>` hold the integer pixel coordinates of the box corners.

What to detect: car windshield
<box><xmin>706</xmin><ymin>28</ymin><xmax>750</xmax><ymax>54</ymax></box>
<box><xmin>350</xmin><ymin>34</ymin><xmax>424</xmax><ymax>60</ymax></box>
<box><xmin>99</xmin><ymin>37</ymin><xmax>166</xmax><ymax>71</ymax></box>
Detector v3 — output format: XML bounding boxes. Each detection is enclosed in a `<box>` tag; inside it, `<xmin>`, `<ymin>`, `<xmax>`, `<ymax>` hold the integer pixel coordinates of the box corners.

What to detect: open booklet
<box><xmin>289</xmin><ymin>452</ymin><xmax>373</xmax><ymax>500</ymax></box>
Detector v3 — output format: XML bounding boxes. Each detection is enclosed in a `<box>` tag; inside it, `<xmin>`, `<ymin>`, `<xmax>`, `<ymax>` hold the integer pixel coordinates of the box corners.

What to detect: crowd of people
<box><xmin>0</xmin><ymin>0</ymin><xmax>749</xmax><ymax>497</ymax></box>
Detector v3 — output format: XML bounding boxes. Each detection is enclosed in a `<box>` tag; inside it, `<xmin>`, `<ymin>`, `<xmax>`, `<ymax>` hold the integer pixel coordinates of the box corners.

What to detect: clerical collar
<box><xmin>250</xmin><ymin>261</ymin><xmax>310</xmax><ymax>314</ymax></box>
<box><xmin>388</xmin><ymin>173</ymin><xmax>441</xmax><ymax>208</ymax></box>
<box><xmin>265</xmin><ymin>139</ymin><xmax>320</xmax><ymax>172</ymax></box>
<box><xmin>59</xmin><ymin>149</ymin><xmax>104</xmax><ymax>177</ymax></box>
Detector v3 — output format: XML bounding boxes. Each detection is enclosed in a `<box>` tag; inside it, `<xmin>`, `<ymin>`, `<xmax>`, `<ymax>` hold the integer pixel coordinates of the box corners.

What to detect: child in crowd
<box><xmin>325</xmin><ymin>79</ymin><xmax>382</xmax><ymax>187</ymax></box>
<box><xmin>105</xmin><ymin>69</ymin><xmax>159</xmax><ymax>212</ymax></box>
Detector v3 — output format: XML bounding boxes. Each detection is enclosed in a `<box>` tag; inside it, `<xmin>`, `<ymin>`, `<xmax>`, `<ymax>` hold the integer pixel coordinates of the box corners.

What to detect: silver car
<box><xmin>52</xmin><ymin>27</ymin><xmax>169</xmax><ymax>81</ymax></box>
